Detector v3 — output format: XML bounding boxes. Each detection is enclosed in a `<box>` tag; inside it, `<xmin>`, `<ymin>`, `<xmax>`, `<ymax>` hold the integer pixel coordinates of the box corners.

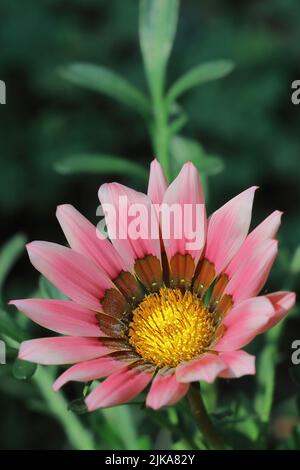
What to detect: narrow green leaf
<box><xmin>39</xmin><ymin>276</ymin><xmax>67</xmax><ymax>300</ymax></box>
<box><xmin>291</xmin><ymin>246</ymin><xmax>300</xmax><ymax>274</ymax></box>
<box><xmin>54</xmin><ymin>154</ymin><xmax>148</xmax><ymax>183</ymax></box>
<box><xmin>60</xmin><ymin>63</ymin><xmax>150</xmax><ymax>117</ymax></box>
<box><xmin>255</xmin><ymin>324</ymin><xmax>284</xmax><ymax>426</ymax></box>
<box><xmin>139</xmin><ymin>0</ymin><xmax>179</xmax><ymax>97</ymax></box>
<box><xmin>170</xmin><ymin>135</ymin><xmax>224</xmax><ymax>176</ymax></box>
<box><xmin>13</xmin><ymin>359</ymin><xmax>37</xmax><ymax>380</ymax></box>
<box><xmin>102</xmin><ymin>406</ymin><xmax>138</xmax><ymax>450</ymax></box>
<box><xmin>167</xmin><ymin>60</ymin><xmax>234</xmax><ymax>105</ymax></box>
<box><xmin>33</xmin><ymin>367</ymin><xmax>95</xmax><ymax>450</ymax></box>
<box><xmin>254</xmin><ymin>345</ymin><xmax>276</xmax><ymax>423</ymax></box>
<box><xmin>0</xmin><ymin>234</ymin><xmax>26</xmax><ymax>297</ymax></box>
<box><xmin>0</xmin><ymin>309</ymin><xmax>25</xmax><ymax>343</ymax></box>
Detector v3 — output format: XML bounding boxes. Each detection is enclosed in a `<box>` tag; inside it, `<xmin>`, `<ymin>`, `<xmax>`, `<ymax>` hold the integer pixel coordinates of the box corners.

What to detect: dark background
<box><xmin>0</xmin><ymin>0</ymin><xmax>300</xmax><ymax>449</ymax></box>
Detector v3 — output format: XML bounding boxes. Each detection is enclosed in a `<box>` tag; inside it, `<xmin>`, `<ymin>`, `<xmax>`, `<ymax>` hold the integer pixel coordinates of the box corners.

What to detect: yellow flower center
<box><xmin>128</xmin><ymin>288</ymin><xmax>217</xmax><ymax>368</ymax></box>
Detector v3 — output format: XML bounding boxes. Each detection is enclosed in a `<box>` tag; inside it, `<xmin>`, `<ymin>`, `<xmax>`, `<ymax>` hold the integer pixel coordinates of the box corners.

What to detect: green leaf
<box><xmin>139</xmin><ymin>0</ymin><xmax>179</xmax><ymax>97</ymax></box>
<box><xmin>167</xmin><ymin>60</ymin><xmax>234</xmax><ymax>105</ymax></box>
<box><xmin>0</xmin><ymin>309</ymin><xmax>25</xmax><ymax>343</ymax></box>
<box><xmin>0</xmin><ymin>234</ymin><xmax>26</xmax><ymax>298</ymax></box>
<box><xmin>60</xmin><ymin>63</ymin><xmax>150</xmax><ymax>117</ymax></box>
<box><xmin>39</xmin><ymin>276</ymin><xmax>67</xmax><ymax>300</ymax></box>
<box><xmin>102</xmin><ymin>406</ymin><xmax>138</xmax><ymax>450</ymax></box>
<box><xmin>170</xmin><ymin>135</ymin><xmax>225</xmax><ymax>176</ymax></box>
<box><xmin>254</xmin><ymin>345</ymin><xmax>276</xmax><ymax>423</ymax></box>
<box><xmin>255</xmin><ymin>324</ymin><xmax>284</xmax><ymax>432</ymax></box>
<box><xmin>13</xmin><ymin>359</ymin><xmax>37</xmax><ymax>380</ymax></box>
<box><xmin>54</xmin><ymin>154</ymin><xmax>148</xmax><ymax>183</ymax></box>
<box><xmin>291</xmin><ymin>246</ymin><xmax>300</xmax><ymax>274</ymax></box>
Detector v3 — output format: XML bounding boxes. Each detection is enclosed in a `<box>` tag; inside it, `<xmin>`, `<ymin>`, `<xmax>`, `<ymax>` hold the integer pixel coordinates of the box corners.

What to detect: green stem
<box><xmin>187</xmin><ymin>382</ymin><xmax>225</xmax><ymax>450</ymax></box>
<box><xmin>150</xmin><ymin>78</ymin><xmax>171</xmax><ymax>180</ymax></box>
<box><xmin>33</xmin><ymin>366</ymin><xmax>95</xmax><ymax>450</ymax></box>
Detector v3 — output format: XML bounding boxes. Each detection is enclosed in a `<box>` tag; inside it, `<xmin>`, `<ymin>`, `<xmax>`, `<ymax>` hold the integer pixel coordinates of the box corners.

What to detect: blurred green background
<box><xmin>0</xmin><ymin>0</ymin><xmax>300</xmax><ymax>450</ymax></box>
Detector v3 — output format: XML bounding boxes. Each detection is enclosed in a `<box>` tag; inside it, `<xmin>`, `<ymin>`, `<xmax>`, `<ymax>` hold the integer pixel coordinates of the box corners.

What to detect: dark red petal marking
<box><xmin>134</xmin><ymin>255</ymin><xmax>163</xmax><ymax>292</ymax></box>
<box><xmin>193</xmin><ymin>258</ymin><xmax>216</xmax><ymax>297</ymax></box>
<box><xmin>99</xmin><ymin>338</ymin><xmax>134</xmax><ymax>351</ymax></box>
<box><xmin>114</xmin><ymin>271</ymin><xmax>143</xmax><ymax>304</ymax></box>
<box><xmin>101</xmin><ymin>288</ymin><xmax>128</xmax><ymax>319</ymax></box>
<box><xmin>96</xmin><ymin>313</ymin><xmax>127</xmax><ymax>338</ymax></box>
<box><xmin>169</xmin><ymin>253</ymin><xmax>195</xmax><ymax>289</ymax></box>
<box><xmin>210</xmin><ymin>273</ymin><xmax>229</xmax><ymax>304</ymax></box>
<box><xmin>213</xmin><ymin>294</ymin><xmax>233</xmax><ymax>318</ymax></box>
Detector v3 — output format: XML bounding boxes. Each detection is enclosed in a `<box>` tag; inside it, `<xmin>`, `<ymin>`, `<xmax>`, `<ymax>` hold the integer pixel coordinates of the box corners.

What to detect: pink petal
<box><xmin>176</xmin><ymin>353</ymin><xmax>226</xmax><ymax>384</ymax></box>
<box><xmin>162</xmin><ymin>162</ymin><xmax>206</xmax><ymax>264</ymax></box>
<box><xmin>9</xmin><ymin>298</ymin><xmax>101</xmax><ymax>337</ymax></box>
<box><xmin>19</xmin><ymin>337</ymin><xmax>108</xmax><ymax>365</ymax></box>
<box><xmin>56</xmin><ymin>204</ymin><xmax>131</xmax><ymax>278</ymax></box>
<box><xmin>146</xmin><ymin>372</ymin><xmax>189</xmax><ymax>409</ymax></box>
<box><xmin>215</xmin><ymin>297</ymin><xmax>274</xmax><ymax>351</ymax></box>
<box><xmin>218</xmin><ymin>351</ymin><xmax>255</xmax><ymax>378</ymax></box>
<box><xmin>258</xmin><ymin>291</ymin><xmax>296</xmax><ymax>334</ymax></box>
<box><xmin>27</xmin><ymin>241</ymin><xmax>113</xmax><ymax>311</ymax></box>
<box><xmin>98</xmin><ymin>183</ymin><xmax>161</xmax><ymax>265</ymax></box>
<box><xmin>147</xmin><ymin>159</ymin><xmax>168</xmax><ymax>205</ymax></box>
<box><xmin>205</xmin><ymin>187</ymin><xmax>257</xmax><ymax>274</ymax></box>
<box><xmin>85</xmin><ymin>368</ymin><xmax>152</xmax><ymax>410</ymax></box>
<box><xmin>226</xmin><ymin>210</ymin><xmax>282</xmax><ymax>278</ymax></box>
<box><xmin>53</xmin><ymin>357</ymin><xmax>125</xmax><ymax>391</ymax></box>
<box><xmin>224</xmin><ymin>239</ymin><xmax>278</xmax><ymax>303</ymax></box>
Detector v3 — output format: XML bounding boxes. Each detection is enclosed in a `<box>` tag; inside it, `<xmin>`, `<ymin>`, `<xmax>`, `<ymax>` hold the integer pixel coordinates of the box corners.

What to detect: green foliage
<box><xmin>12</xmin><ymin>359</ymin><xmax>37</xmax><ymax>381</ymax></box>
<box><xmin>166</xmin><ymin>60</ymin><xmax>234</xmax><ymax>106</ymax></box>
<box><xmin>60</xmin><ymin>63</ymin><xmax>150</xmax><ymax>117</ymax></box>
<box><xmin>0</xmin><ymin>0</ymin><xmax>299</xmax><ymax>451</ymax></box>
<box><xmin>170</xmin><ymin>135</ymin><xmax>224</xmax><ymax>176</ymax></box>
<box><xmin>291</xmin><ymin>246</ymin><xmax>300</xmax><ymax>274</ymax></box>
<box><xmin>39</xmin><ymin>276</ymin><xmax>67</xmax><ymax>300</ymax></box>
<box><xmin>55</xmin><ymin>153</ymin><xmax>148</xmax><ymax>183</ymax></box>
<box><xmin>139</xmin><ymin>0</ymin><xmax>179</xmax><ymax>99</ymax></box>
<box><xmin>0</xmin><ymin>234</ymin><xmax>26</xmax><ymax>299</ymax></box>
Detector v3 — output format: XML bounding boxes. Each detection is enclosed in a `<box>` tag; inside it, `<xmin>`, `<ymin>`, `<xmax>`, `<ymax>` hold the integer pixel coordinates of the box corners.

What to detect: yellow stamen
<box><xmin>129</xmin><ymin>288</ymin><xmax>218</xmax><ymax>368</ymax></box>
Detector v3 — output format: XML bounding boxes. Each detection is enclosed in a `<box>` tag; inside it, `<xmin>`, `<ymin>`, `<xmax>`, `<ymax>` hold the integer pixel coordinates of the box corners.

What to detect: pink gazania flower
<box><xmin>10</xmin><ymin>160</ymin><xmax>295</xmax><ymax>411</ymax></box>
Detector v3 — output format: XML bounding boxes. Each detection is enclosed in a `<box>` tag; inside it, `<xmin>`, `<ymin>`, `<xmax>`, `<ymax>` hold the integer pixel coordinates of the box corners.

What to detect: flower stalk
<box><xmin>187</xmin><ymin>382</ymin><xmax>225</xmax><ymax>450</ymax></box>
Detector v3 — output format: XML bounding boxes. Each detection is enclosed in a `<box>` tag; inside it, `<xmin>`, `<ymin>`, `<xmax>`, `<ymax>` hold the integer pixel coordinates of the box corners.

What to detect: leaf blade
<box><xmin>60</xmin><ymin>63</ymin><xmax>150</xmax><ymax>117</ymax></box>
<box><xmin>170</xmin><ymin>135</ymin><xmax>224</xmax><ymax>176</ymax></box>
<box><xmin>54</xmin><ymin>154</ymin><xmax>148</xmax><ymax>183</ymax></box>
<box><xmin>139</xmin><ymin>0</ymin><xmax>179</xmax><ymax>97</ymax></box>
<box><xmin>167</xmin><ymin>60</ymin><xmax>234</xmax><ymax>105</ymax></box>
<box><xmin>0</xmin><ymin>234</ymin><xmax>27</xmax><ymax>298</ymax></box>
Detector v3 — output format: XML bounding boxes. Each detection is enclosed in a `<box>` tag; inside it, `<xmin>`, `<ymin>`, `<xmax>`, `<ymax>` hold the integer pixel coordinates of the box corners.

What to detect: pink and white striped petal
<box><xmin>56</xmin><ymin>204</ymin><xmax>131</xmax><ymax>278</ymax></box>
<box><xmin>27</xmin><ymin>241</ymin><xmax>113</xmax><ymax>311</ymax></box>
<box><xmin>176</xmin><ymin>353</ymin><xmax>226</xmax><ymax>384</ymax></box>
<box><xmin>9</xmin><ymin>298</ymin><xmax>101</xmax><ymax>337</ymax></box>
<box><xmin>19</xmin><ymin>337</ymin><xmax>109</xmax><ymax>365</ymax></box>
<box><xmin>215</xmin><ymin>297</ymin><xmax>274</xmax><ymax>351</ymax></box>
<box><xmin>224</xmin><ymin>239</ymin><xmax>278</xmax><ymax>303</ymax></box>
<box><xmin>147</xmin><ymin>159</ymin><xmax>168</xmax><ymax>206</ymax></box>
<box><xmin>258</xmin><ymin>291</ymin><xmax>296</xmax><ymax>334</ymax></box>
<box><xmin>218</xmin><ymin>351</ymin><xmax>255</xmax><ymax>378</ymax></box>
<box><xmin>98</xmin><ymin>183</ymin><xmax>161</xmax><ymax>265</ymax></box>
<box><xmin>204</xmin><ymin>187</ymin><xmax>257</xmax><ymax>274</ymax></box>
<box><xmin>162</xmin><ymin>162</ymin><xmax>206</xmax><ymax>264</ymax></box>
<box><xmin>53</xmin><ymin>357</ymin><xmax>126</xmax><ymax>391</ymax></box>
<box><xmin>226</xmin><ymin>210</ymin><xmax>282</xmax><ymax>278</ymax></box>
<box><xmin>85</xmin><ymin>368</ymin><xmax>152</xmax><ymax>411</ymax></box>
<box><xmin>146</xmin><ymin>372</ymin><xmax>189</xmax><ymax>410</ymax></box>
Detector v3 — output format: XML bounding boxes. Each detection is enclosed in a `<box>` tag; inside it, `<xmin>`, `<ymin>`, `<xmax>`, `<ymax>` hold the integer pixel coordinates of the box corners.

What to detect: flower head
<box><xmin>10</xmin><ymin>160</ymin><xmax>295</xmax><ymax>411</ymax></box>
